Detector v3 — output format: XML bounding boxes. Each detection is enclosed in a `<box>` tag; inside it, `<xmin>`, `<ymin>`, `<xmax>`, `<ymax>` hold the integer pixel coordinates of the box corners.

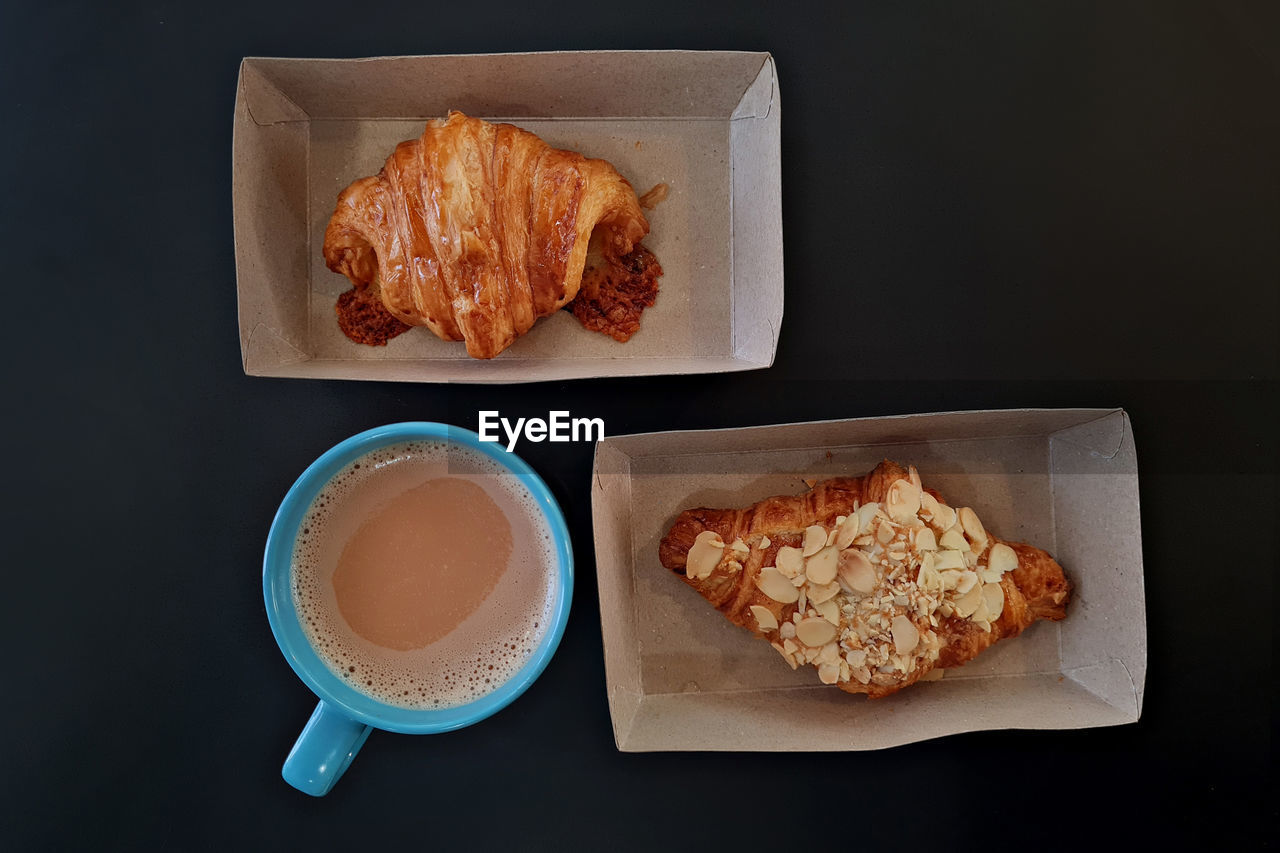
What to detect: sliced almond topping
<box><xmin>686</xmin><ymin>530</ymin><xmax>726</xmax><ymax>579</ymax></box>
<box><xmin>825</xmin><ymin>527</ymin><xmax>839</xmax><ymax>547</ymax></box>
<box><xmin>955</xmin><ymin>570</ymin><xmax>979</xmax><ymax>595</ymax></box>
<box><xmin>818</xmin><ymin>642</ymin><xmax>841</xmax><ymax>666</ymax></box>
<box><xmin>857</xmin><ymin>502</ymin><xmax>880</xmax><ymax>531</ymax></box>
<box><xmin>772</xmin><ymin>642</ymin><xmax>799</xmax><ymax>670</ymax></box>
<box><xmin>919</xmin><ymin>491</ymin><xmax>940</xmax><ymax>520</ymax></box>
<box><xmin>934</xmin><ymin>551</ymin><xmax>966</xmax><ymax>572</ymax></box>
<box><xmin>837</xmin><ymin>549</ymin><xmax>877</xmax><ymax>594</ymax></box>
<box><xmin>775</xmin><ymin>545</ymin><xmax>804</xmax><ymax>577</ymax></box>
<box><xmin>790</xmin><ymin>572</ymin><xmax>807</xmax><ymax>588</ymax></box>
<box><xmin>817</xmin><ymin>662</ymin><xmax>840</xmax><ymax>685</ymax></box>
<box><xmin>815</xmin><ymin>598</ymin><xmax>840</xmax><ymax>625</ymax></box>
<box><xmin>845</xmin><ymin>648</ymin><xmax>867</xmax><ymax>667</ymax></box>
<box><xmin>876</xmin><ymin>520</ymin><xmax>895</xmax><ymax>544</ymax></box>
<box><xmin>938</xmin><ymin>527</ymin><xmax>968</xmax><ymax>551</ymax></box>
<box><xmin>982</xmin><ymin>582</ymin><xmax>1005</xmax><ymax>621</ymax></box>
<box><xmin>725</xmin><ymin>559</ymin><xmax>743</xmax><ymax>574</ymax></box>
<box><xmin>749</xmin><ymin>605</ymin><xmax>779</xmax><ymax>632</ymax></box>
<box><xmin>953</xmin><ymin>583</ymin><xmax>983</xmax><ymax>619</ymax></box>
<box><xmin>886</xmin><ymin>478</ymin><xmax>922</xmax><ymax>523</ymax></box>
<box><xmin>804</xmin><ymin>545</ymin><xmax>839</xmax><ymax>585</ymax></box>
<box><xmin>980</xmin><ymin>567</ymin><xmax>1003</xmax><ymax>584</ymax></box>
<box><xmin>987</xmin><ymin>543</ymin><xmax>1018</xmax><ymax>576</ymax></box>
<box><xmin>782</xmin><ymin>638</ymin><xmax>799</xmax><ymax>655</ymax></box>
<box><xmin>779</xmin><ymin>621</ymin><xmax>796</xmax><ymax>639</ymax></box>
<box><xmin>729</xmin><ymin>537</ymin><xmax>751</xmax><ymax>556</ymax></box>
<box><xmin>915</xmin><ymin>528</ymin><xmax>938</xmax><ymax>551</ymax></box>
<box><xmin>795</xmin><ymin>617</ymin><xmax>838</xmax><ymax>647</ymax></box>
<box><xmin>755</xmin><ymin>567</ymin><xmax>800</xmax><ymax>604</ymax></box>
<box><xmin>796</xmin><ymin>586</ymin><xmax>807</xmax><ymax>614</ymax></box>
<box><xmin>958</xmin><ymin>507</ymin><xmax>987</xmax><ymax>544</ymax></box>
<box><xmin>808</xmin><ymin>580</ymin><xmax>841</xmax><ymax>604</ymax></box>
<box><xmin>909</xmin><ymin>466</ymin><xmax>923</xmax><ymax>492</ymax></box>
<box><xmin>835</xmin><ymin>513</ymin><xmax>860</xmax><ymax>550</ymax></box>
<box><xmin>930</xmin><ymin>502</ymin><xmax>957</xmax><ymax>532</ymax></box>
<box><xmin>852</xmin><ymin>665</ymin><xmax>872</xmax><ymax>684</ymax></box>
<box><xmin>758</xmin><ymin>535</ymin><xmax>772</xmax><ymax>549</ymax></box>
<box><xmin>802</xmin><ymin>525</ymin><xmax>828</xmax><ymax>557</ymax></box>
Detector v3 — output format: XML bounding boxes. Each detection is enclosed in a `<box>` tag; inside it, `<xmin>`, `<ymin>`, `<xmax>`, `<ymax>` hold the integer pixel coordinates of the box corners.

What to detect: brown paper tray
<box><xmin>232</xmin><ymin>51</ymin><xmax>783</xmax><ymax>383</ymax></box>
<box><xmin>591</xmin><ymin>408</ymin><xmax>1146</xmax><ymax>751</ymax></box>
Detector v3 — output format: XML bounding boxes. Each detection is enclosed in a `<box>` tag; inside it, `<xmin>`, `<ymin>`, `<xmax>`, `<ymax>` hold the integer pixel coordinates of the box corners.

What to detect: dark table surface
<box><xmin>3</xmin><ymin>1</ymin><xmax>1276</xmax><ymax>848</ymax></box>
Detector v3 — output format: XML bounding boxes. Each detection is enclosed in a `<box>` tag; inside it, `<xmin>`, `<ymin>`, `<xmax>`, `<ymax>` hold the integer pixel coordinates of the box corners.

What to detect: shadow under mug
<box><xmin>263</xmin><ymin>422</ymin><xmax>574</xmax><ymax>796</ymax></box>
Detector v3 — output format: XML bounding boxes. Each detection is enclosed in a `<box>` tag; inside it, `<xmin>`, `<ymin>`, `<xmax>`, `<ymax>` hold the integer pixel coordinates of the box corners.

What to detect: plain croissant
<box><xmin>322</xmin><ymin>111</ymin><xmax>653</xmax><ymax>359</ymax></box>
<box><xmin>658</xmin><ymin>461</ymin><xmax>1071</xmax><ymax>698</ymax></box>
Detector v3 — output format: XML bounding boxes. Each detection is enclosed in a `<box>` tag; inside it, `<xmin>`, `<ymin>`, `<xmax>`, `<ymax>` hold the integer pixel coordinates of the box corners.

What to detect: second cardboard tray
<box><xmin>232</xmin><ymin>51</ymin><xmax>782</xmax><ymax>383</ymax></box>
<box><xmin>591</xmin><ymin>409</ymin><xmax>1147</xmax><ymax>751</ymax></box>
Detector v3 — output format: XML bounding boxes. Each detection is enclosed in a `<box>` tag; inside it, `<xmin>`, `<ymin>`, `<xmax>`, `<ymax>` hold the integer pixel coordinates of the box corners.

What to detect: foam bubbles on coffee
<box><xmin>291</xmin><ymin>440</ymin><xmax>559</xmax><ymax>710</ymax></box>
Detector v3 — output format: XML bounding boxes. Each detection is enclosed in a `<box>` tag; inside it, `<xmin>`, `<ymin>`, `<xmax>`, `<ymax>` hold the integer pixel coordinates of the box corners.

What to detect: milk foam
<box><xmin>291</xmin><ymin>440</ymin><xmax>559</xmax><ymax>710</ymax></box>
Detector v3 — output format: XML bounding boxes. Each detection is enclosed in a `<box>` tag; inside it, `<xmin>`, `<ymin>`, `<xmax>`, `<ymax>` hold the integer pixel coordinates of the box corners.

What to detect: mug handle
<box><xmin>282</xmin><ymin>700</ymin><xmax>373</xmax><ymax>796</ymax></box>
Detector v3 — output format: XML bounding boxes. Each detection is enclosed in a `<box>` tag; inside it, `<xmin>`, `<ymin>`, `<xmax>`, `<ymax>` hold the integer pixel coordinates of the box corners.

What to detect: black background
<box><xmin>2</xmin><ymin>1</ymin><xmax>1276</xmax><ymax>848</ymax></box>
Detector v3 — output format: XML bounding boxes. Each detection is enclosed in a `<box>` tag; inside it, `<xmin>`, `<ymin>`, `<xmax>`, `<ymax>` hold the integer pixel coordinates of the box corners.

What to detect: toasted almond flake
<box><xmin>758</xmin><ymin>535</ymin><xmax>772</xmax><ymax>549</ymax></box>
<box><xmin>815</xmin><ymin>598</ymin><xmax>840</xmax><ymax>625</ymax></box>
<box><xmin>783</xmin><ymin>638</ymin><xmax>799</xmax><ymax>655</ymax></box>
<box><xmin>852</xmin><ymin>665</ymin><xmax>872</xmax><ymax>684</ymax></box>
<box><xmin>796</xmin><ymin>587</ymin><xmax>807</xmax><ymax>614</ymax></box>
<box><xmin>796</xmin><ymin>617</ymin><xmax>838</xmax><ymax>647</ymax></box>
<box><xmin>825</xmin><ymin>527</ymin><xmax>839</xmax><ymax>547</ymax></box>
<box><xmin>804</xmin><ymin>545</ymin><xmax>839</xmax><ymax>585</ymax></box>
<box><xmin>802</xmin><ymin>525</ymin><xmax>828</xmax><ymax>557</ymax></box>
<box><xmin>886</xmin><ymin>479</ymin><xmax>922</xmax><ymax>523</ymax></box>
<box><xmin>817</xmin><ymin>662</ymin><xmax>840</xmax><ymax>684</ymax></box>
<box><xmin>845</xmin><ymin>649</ymin><xmax>867</xmax><ymax>667</ymax></box>
<box><xmin>790</xmin><ymin>572</ymin><xmax>807</xmax><ymax>588</ymax></box>
<box><xmin>686</xmin><ymin>530</ymin><xmax>726</xmax><ymax>579</ymax></box>
<box><xmin>750</xmin><ymin>605</ymin><xmax>779</xmax><ymax>631</ymax></box>
<box><xmin>931</xmin><ymin>502</ymin><xmax>957</xmax><ymax>532</ymax></box>
<box><xmin>919</xmin><ymin>491</ymin><xmax>940</xmax><ymax>520</ymax></box>
<box><xmin>808</xmin><ymin>580</ymin><xmax>841</xmax><ymax>604</ymax></box>
<box><xmin>980</xmin><ymin>568</ymin><xmax>1003</xmax><ymax>584</ymax></box>
<box><xmin>837</xmin><ymin>549</ymin><xmax>877</xmax><ymax>594</ymax></box>
<box><xmin>953</xmin><ymin>583</ymin><xmax>983</xmax><ymax>618</ymax></box>
<box><xmin>939</xmin><ymin>527</ymin><xmax>968</xmax><ymax>551</ymax></box>
<box><xmin>915</xmin><ymin>528</ymin><xmax>938</xmax><ymax>551</ymax></box>
<box><xmin>776</xmin><ymin>546</ymin><xmax>804</xmax><ymax>577</ymax></box>
<box><xmin>779</xmin><ymin>621</ymin><xmax>796</xmax><ymax>639</ymax></box>
<box><xmin>988</xmin><ymin>543</ymin><xmax>1018</xmax><ymax>576</ymax></box>
<box><xmin>934</xmin><ymin>551</ymin><xmax>966</xmax><ymax>572</ymax></box>
<box><xmin>756</xmin><ymin>567</ymin><xmax>800</xmax><ymax>603</ymax></box>
<box><xmin>857</xmin><ymin>502</ymin><xmax>880</xmax><ymax>531</ymax></box>
<box><xmin>725</xmin><ymin>559</ymin><xmax>743</xmax><ymax>574</ymax></box>
<box><xmin>834</xmin><ymin>513</ymin><xmax>861</xmax><ymax>549</ymax></box>
<box><xmin>983</xmin><ymin>582</ymin><xmax>1005</xmax><ymax>621</ymax></box>
<box><xmin>955</xmin><ymin>570</ymin><xmax>979</xmax><ymax>595</ymax></box>
<box><xmin>876</xmin><ymin>520</ymin><xmax>895</xmax><ymax>544</ymax></box>
<box><xmin>729</xmin><ymin>537</ymin><xmax>751</xmax><ymax>556</ymax></box>
<box><xmin>887</xmin><ymin>550</ymin><xmax>907</xmax><ymax>562</ymax></box>
<box><xmin>818</xmin><ymin>642</ymin><xmax>841</xmax><ymax>666</ymax></box>
<box><xmin>958</xmin><ymin>507</ymin><xmax>986</xmax><ymax>544</ymax></box>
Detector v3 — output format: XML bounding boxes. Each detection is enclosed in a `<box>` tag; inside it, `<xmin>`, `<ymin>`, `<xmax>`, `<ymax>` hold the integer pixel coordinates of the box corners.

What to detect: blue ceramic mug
<box><xmin>263</xmin><ymin>423</ymin><xmax>573</xmax><ymax>796</ymax></box>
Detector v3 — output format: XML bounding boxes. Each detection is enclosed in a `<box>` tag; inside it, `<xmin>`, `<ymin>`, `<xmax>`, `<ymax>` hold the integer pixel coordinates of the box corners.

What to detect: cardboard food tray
<box><xmin>591</xmin><ymin>408</ymin><xmax>1146</xmax><ymax>751</ymax></box>
<box><xmin>232</xmin><ymin>51</ymin><xmax>782</xmax><ymax>383</ymax></box>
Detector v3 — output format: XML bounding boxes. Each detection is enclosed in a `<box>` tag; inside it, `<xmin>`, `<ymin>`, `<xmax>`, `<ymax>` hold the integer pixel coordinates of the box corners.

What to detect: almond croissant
<box><xmin>658</xmin><ymin>461</ymin><xmax>1070</xmax><ymax>698</ymax></box>
<box><xmin>323</xmin><ymin>111</ymin><xmax>654</xmax><ymax>358</ymax></box>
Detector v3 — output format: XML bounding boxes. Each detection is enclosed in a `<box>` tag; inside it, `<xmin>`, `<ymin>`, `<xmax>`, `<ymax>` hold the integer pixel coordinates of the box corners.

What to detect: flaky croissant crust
<box><xmin>323</xmin><ymin>111</ymin><xmax>650</xmax><ymax>359</ymax></box>
<box><xmin>659</xmin><ymin>461</ymin><xmax>1071</xmax><ymax>698</ymax></box>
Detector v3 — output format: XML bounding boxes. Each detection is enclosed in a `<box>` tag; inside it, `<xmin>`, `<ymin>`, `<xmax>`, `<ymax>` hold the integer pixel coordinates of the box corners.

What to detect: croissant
<box><xmin>658</xmin><ymin>461</ymin><xmax>1070</xmax><ymax>698</ymax></box>
<box><xmin>323</xmin><ymin>111</ymin><xmax>658</xmax><ymax>358</ymax></box>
